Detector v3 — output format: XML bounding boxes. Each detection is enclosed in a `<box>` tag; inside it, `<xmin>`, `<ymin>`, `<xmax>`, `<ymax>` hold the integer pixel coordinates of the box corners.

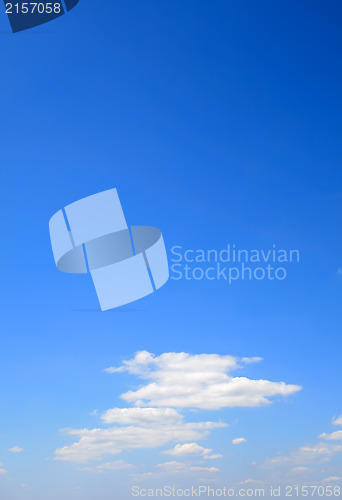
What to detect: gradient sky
<box><xmin>0</xmin><ymin>1</ymin><xmax>342</xmax><ymax>499</ymax></box>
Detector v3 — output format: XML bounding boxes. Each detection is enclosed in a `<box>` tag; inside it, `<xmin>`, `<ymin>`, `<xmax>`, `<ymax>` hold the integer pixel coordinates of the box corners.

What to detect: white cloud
<box><xmin>266</xmin><ymin>442</ymin><xmax>342</xmax><ymax>467</ymax></box>
<box><xmin>333</xmin><ymin>416</ymin><xmax>342</xmax><ymax>426</ymax></box>
<box><xmin>129</xmin><ymin>472</ymin><xmax>159</xmax><ymax>482</ymax></box>
<box><xmin>232</xmin><ymin>437</ymin><xmax>246</xmax><ymax>445</ymax></box>
<box><xmin>291</xmin><ymin>466</ymin><xmax>310</xmax><ymax>472</ymax></box>
<box><xmin>163</xmin><ymin>443</ymin><xmax>222</xmax><ymax>459</ymax></box>
<box><xmin>320</xmin><ymin>431</ymin><xmax>342</xmax><ymax>441</ymax></box>
<box><xmin>56</xmin><ymin>351</ymin><xmax>301</xmax><ymax>466</ymax></box>
<box><xmin>157</xmin><ymin>461</ymin><xmax>219</xmax><ymax>474</ymax></box>
<box><xmin>262</xmin><ymin>416</ymin><xmax>342</xmax><ymax>483</ymax></box>
<box><xmin>130</xmin><ymin>461</ymin><xmax>220</xmax><ymax>481</ymax></box>
<box><xmin>239</xmin><ymin>479</ymin><xmax>262</xmax><ymax>484</ymax></box>
<box><xmin>101</xmin><ymin>407</ymin><xmax>182</xmax><ymax>425</ymax></box>
<box><xmin>241</xmin><ymin>357</ymin><xmax>263</xmax><ymax>364</ymax></box>
<box><xmin>106</xmin><ymin>351</ymin><xmax>301</xmax><ymax>410</ymax></box>
<box><xmin>81</xmin><ymin>460</ymin><xmax>133</xmax><ymax>474</ymax></box>
<box><xmin>8</xmin><ymin>446</ymin><xmax>23</xmax><ymax>453</ymax></box>
<box><xmin>0</xmin><ymin>464</ymin><xmax>7</xmax><ymax>476</ymax></box>
<box><xmin>55</xmin><ymin>408</ymin><xmax>226</xmax><ymax>464</ymax></box>
<box><xmin>322</xmin><ymin>476</ymin><xmax>342</xmax><ymax>483</ymax></box>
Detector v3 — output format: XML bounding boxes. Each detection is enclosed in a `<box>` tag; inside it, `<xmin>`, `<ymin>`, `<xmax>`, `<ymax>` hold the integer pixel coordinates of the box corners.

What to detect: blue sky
<box><xmin>0</xmin><ymin>1</ymin><xmax>342</xmax><ymax>498</ymax></box>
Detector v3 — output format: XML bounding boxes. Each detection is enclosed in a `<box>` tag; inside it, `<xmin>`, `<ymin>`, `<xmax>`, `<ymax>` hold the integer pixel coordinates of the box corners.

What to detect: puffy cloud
<box><xmin>333</xmin><ymin>416</ymin><xmax>342</xmax><ymax>426</ymax></box>
<box><xmin>106</xmin><ymin>351</ymin><xmax>301</xmax><ymax>410</ymax></box>
<box><xmin>232</xmin><ymin>438</ymin><xmax>246</xmax><ymax>445</ymax></box>
<box><xmin>8</xmin><ymin>446</ymin><xmax>23</xmax><ymax>453</ymax></box>
<box><xmin>320</xmin><ymin>431</ymin><xmax>342</xmax><ymax>441</ymax></box>
<box><xmin>56</xmin><ymin>351</ymin><xmax>300</xmax><ymax>467</ymax></box>
<box><xmin>163</xmin><ymin>443</ymin><xmax>222</xmax><ymax>459</ymax></box>
<box><xmin>55</xmin><ymin>408</ymin><xmax>226</xmax><ymax>464</ymax></box>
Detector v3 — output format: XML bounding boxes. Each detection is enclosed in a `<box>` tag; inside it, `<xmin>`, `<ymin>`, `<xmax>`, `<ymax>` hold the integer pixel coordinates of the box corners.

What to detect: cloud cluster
<box><xmin>266</xmin><ymin>442</ymin><xmax>342</xmax><ymax>466</ymax></box>
<box><xmin>55</xmin><ymin>351</ymin><xmax>301</xmax><ymax>470</ymax></box>
<box><xmin>55</xmin><ymin>407</ymin><xmax>226</xmax><ymax>464</ymax></box>
<box><xmin>265</xmin><ymin>413</ymin><xmax>342</xmax><ymax>470</ymax></box>
<box><xmin>106</xmin><ymin>351</ymin><xmax>301</xmax><ymax>410</ymax></box>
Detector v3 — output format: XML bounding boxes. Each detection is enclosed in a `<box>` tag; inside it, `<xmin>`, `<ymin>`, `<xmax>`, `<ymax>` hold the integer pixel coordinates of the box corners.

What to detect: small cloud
<box><xmin>291</xmin><ymin>466</ymin><xmax>310</xmax><ymax>472</ymax></box>
<box><xmin>241</xmin><ymin>357</ymin><xmax>263</xmax><ymax>364</ymax></box>
<box><xmin>157</xmin><ymin>461</ymin><xmax>219</xmax><ymax>474</ymax></box>
<box><xmin>95</xmin><ymin>461</ymin><xmax>133</xmax><ymax>472</ymax></box>
<box><xmin>232</xmin><ymin>437</ymin><xmax>246</xmax><ymax>445</ymax></box>
<box><xmin>322</xmin><ymin>476</ymin><xmax>342</xmax><ymax>483</ymax></box>
<box><xmin>8</xmin><ymin>446</ymin><xmax>23</xmax><ymax>453</ymax></box>
<box><xmin>90</xmin><ymin>409</ymin><xmax>98</xmax><ymax>416</ymax></box>
<box><xmin>333</xmin><ymin>416</ymin><xmax>342</xmax><ymax>426</ymax></box>
<box><xmin>129</xmin><ymin>472</ymin><xmax>159</xmax><ymax>482</ymax></box>
<box><xmin>265</xmin><ymin>442</ymin><xmax>342</xmax><ymax>466</ymax></box>
<box><xmin>240</xmin><ymin>479</ymin><xmax>262</xmax><ymax>485</ymax></box>
<box><xmin>319</xmin><ymin>431</ymin><xmax>342</xmax><ymax>441</ymax></box>
<box><xmin>163</xmin><ymin>443</ymin><xmax>222</xmax><ymax>460</ymax></box>
<box><xmin>0</xmin><ymin>467</ymin><xmax>7</xmax><ymax>476</ymax></box>
<box><xmin>81</xmin><ymin>460</ymin><xmax>133</xmax><ymax>474</ymax></box>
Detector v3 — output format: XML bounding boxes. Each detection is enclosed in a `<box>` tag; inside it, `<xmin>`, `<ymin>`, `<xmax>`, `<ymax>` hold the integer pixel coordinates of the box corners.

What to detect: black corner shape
<box><xmin>3</xmin><ymin>0</ymin><xmax>80</xmax><ymax>33</ymax></box>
